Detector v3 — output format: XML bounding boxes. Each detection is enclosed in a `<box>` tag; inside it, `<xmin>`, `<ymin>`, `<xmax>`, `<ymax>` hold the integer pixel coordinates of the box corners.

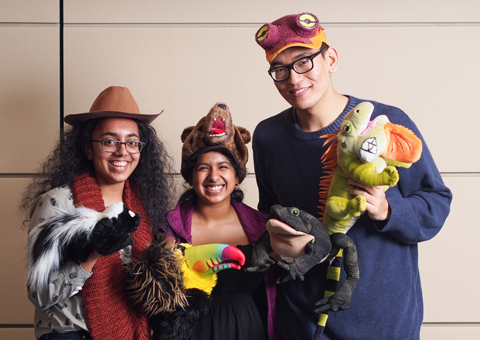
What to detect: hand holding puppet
<box><xmin>125</xmin><ymin>231</ymin><xmax>246</xmax><ymax>340</ymax></box>
<box><xmin>314</xmin><ymin>101</ymin><xmax>422</xmax><ymax>336</ymax></box>
<box><xmin>247</xmin><ymin>205</ymin><xmax>359</xmax><ymax>338</ymax></box>
<box><xmin>27</xmin><ymin>202</ymin><xmax>139</xmax><ymax>289</ymax></box>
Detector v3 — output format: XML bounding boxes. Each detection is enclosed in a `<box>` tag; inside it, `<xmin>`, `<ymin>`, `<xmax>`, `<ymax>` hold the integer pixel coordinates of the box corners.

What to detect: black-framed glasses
<box><xmin>91</xmin><ymin>139</ymin><xmax>145</xmax><ymax>154</ymax></box>
<box><xmin>268</xmin><ymin>48</ymin><xmax>325</xmax><ymax>82</ymax></box>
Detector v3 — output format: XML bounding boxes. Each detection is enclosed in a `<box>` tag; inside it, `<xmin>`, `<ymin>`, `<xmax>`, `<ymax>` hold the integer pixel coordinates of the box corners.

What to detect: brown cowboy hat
<box><xmin>64</xmin><ymin>86</ymin><xmax>162</xmax><ymax>125</ymax></box>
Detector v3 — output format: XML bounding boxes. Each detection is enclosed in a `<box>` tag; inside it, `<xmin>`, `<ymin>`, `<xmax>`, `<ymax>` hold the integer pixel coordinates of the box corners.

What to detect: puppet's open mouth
<box><xmin>266</xmin><ymin>218</ymin><xmax>311</xmax><ymax>237</ymax></box>
<box><xmin>266</xmin><ymin>219</ymin><xmax>315</xmax><ymax>258</ymax></box>
<box><xmin>210</xmin><ymin>117</ymin><xmax>226</xmax><ymax>137</ymax></box>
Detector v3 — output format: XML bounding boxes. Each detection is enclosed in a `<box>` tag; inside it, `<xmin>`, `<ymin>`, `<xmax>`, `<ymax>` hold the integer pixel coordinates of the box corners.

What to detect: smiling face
<box><xmin>191</xmin><ymin>151</ymin><xmax>239</xmax><ymax>207</ymax></box>
<box><xmin>271</xmin><ymin>46</ymin><xmax>338</xmax><ymax>116</ymax></box>
<box><xmin>84</xmin><ymin>117</ymin><xmax>141</xmax><ymax>190</ymax></box>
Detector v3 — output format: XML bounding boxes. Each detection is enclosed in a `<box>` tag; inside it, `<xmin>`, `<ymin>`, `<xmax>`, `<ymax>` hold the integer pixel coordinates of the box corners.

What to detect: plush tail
<box><xmin>26</xmin><ymin>202</ymin><xmax>124</xmax><ymax>288</ymax></box>
<box><xmin>316</xmin><ymin>249</ymin><xmax>343</xmax><ymax>338</ymax></box>
<box><xmin>315</xmin><ymin>313</ymin><xmax>328</xmax><ymax>339</ymax></box>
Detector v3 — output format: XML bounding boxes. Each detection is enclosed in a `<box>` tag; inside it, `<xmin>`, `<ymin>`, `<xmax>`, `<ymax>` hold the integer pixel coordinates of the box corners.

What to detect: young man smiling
<box><xmin>252</xmin><ymin>12</ymin><xmax>452</xmax><ymax>340</ymax></box>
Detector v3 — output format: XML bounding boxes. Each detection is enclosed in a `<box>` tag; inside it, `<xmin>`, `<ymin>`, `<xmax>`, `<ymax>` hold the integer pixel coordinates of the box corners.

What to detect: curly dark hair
<box><xmin>20</xmin><ymin>118</ymin><xmax>174</xmax><ymax>230</ymax></box>
<box><xmin>177</xmin><ymin>149</ymin><xmax>244</xmax><ymax>203</ymax></box>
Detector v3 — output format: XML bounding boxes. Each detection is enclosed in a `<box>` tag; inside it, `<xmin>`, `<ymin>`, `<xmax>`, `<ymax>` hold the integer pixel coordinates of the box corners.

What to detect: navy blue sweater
<box><xmin>252</xmin><ymin>96</ymin><xmax>452</xmax><ymax>340</ymax></box>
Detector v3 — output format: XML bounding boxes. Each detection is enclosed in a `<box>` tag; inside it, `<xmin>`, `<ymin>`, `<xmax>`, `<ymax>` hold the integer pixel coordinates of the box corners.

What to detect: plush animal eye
<box><xmin>290</xmin><ymin>208</ymin><xmax>300</xmax><ymax>216</ymax></box>
<box><xmin>343</xmin><ymin>123</ymin><xmax>352</xmax><ymax>134</ymax></box>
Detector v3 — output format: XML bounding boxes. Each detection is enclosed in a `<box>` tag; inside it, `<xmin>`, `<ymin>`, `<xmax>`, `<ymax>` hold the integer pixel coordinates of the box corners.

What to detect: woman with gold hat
<box><xmin>152</xmin><ymin>103</ymin><xmax>280</xmax><ymax>340</ymax></box>
<box><xmin>21</xmin><ymin>86</ymin><xmax>173</xmax><ymax>340</ymax></box>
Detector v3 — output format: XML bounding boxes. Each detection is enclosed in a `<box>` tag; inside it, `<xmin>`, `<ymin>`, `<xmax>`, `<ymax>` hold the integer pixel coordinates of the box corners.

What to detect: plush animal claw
<box><xmin>314</xmin><ymin>297</ymin><xmax>332</xmax><ymax>314</ymax></box>
<box><xmin>247</xmin><ymin>231</ymin><xmax>275</xmax><ymax>273</ymax></box>
<box><xmin>245</xmin><ymin>256</ymin><xmax>274</xmax><ymax>273</ymax></box>
<box><xmin>279</xmin><ymin>255</ymin><xmax>295</xmax><ymax>264</ymax></box>
<box><xmin>384</xmin><ymin>166</ymin><xmax>400</xmax><ymax>186</ymax></box>
<box><xmin>276</xmin><ymin>257</ymin><xmax>305</xmax><ymax>283</ymax></box>
<box><xmin>315</xmin><ymin>295</ymin><xmax>351</xmax><ymax>314</ymax></box>
<box><xmin>348</xmin><ymin>195</ymin><xmax>367</xmax><ymax>217</ymax></box>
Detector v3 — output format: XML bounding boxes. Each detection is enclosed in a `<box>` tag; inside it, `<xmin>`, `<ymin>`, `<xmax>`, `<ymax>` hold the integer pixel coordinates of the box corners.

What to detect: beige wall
<box><xmin>2</xmin><ymin>1</ymin><xmax>479</xmax><ymax>338</ymax></box>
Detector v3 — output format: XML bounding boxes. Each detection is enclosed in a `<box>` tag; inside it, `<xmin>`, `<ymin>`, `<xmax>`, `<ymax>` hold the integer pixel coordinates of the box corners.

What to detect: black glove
<box><xmin>90</xmin><ymin>205</ymin><xmax>141</xmax><ymax>256</ymax></box>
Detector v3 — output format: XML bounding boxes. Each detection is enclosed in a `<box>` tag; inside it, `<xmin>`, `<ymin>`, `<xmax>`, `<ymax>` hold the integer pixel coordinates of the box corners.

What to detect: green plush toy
<box><xmin>319</xmin><ymin>101</ymin><xmax>423</xmax><ymax>234</ymax></box>
<box><xmin>317</xmin><ymin>101</ymin><xmax>423</xmax><ymax>334</ymax></box>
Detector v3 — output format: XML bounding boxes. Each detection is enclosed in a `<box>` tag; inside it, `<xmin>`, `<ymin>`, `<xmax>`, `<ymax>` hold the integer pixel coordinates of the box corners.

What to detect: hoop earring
<box><xmin>235</xmin><ymin>184</ymin><xmax>240</xmax><ymax>190</ymax></box>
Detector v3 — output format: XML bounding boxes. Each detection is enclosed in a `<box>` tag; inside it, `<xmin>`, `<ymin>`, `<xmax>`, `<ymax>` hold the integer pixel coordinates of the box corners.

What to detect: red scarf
<box><xmin>71</xmin><ymin>171</ymin><xmax>152</xmax><ymax>339</ymax></box>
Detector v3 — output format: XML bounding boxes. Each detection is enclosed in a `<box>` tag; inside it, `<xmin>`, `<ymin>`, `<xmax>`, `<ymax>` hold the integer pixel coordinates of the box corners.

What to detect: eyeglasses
<box><xmin>268</xmin><ymin>48</ymin><xmax>325</xmax><ymax>82</ymax></box>
<box><xmin>90</xmin><ymin>139</ymin><xmax>145</xmax><ymax>153</ymax></box>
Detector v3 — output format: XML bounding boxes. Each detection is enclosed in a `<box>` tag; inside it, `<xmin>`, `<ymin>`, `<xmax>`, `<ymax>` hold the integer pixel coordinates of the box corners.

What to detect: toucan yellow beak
<box><xmin>181</xmin><ymin>243</ymin><xmax>246</xmax><ymax>275</ymax></box>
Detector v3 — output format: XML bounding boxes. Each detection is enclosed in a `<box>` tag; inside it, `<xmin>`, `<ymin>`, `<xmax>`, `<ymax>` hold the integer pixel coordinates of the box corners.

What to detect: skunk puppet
<box><xmin>125</xmin><ymin>231</ymin><xmax>246</xmax><ymax>340</ymax></box>
<box><xmin>26</xmin><ymin>202</ymin><xmax>139</xmax><ymax>289</ymax></box>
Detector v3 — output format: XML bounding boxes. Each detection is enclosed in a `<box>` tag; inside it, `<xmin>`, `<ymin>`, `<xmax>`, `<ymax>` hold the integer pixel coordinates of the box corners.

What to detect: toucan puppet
<box><xmin>125</xmin><ymin>231</ymin><xmax>246</xmax><ymax>340</ymax></box>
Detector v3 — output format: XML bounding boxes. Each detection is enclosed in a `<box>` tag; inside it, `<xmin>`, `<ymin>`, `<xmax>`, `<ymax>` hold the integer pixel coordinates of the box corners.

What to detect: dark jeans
<box><xmin>38</xmin><ymin>330</ymin><xmax>91</xmax><ymax>340</ymax></box>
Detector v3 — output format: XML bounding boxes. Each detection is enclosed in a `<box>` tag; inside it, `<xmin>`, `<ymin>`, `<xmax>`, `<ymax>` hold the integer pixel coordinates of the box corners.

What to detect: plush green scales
<box><xmin>316</xmin><ymin>101</ymin><xmax>423</xmax><ymax>336</ymax></box>
<box><xmin>320</xmin><ymin>101</ymin><xmax>423</xmax><ymax>235</ymax></box>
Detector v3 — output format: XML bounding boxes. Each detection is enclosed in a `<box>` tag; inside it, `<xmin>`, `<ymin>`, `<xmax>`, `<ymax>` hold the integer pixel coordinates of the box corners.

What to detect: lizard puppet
<box><xmin>247</xmin><ymin>204</ymin><xmax>360</xmax><ymax>338</ymax></box>
<box><xmin>319</xmin><ymin>101</ymin><xmax>423</xmax><ymax>235</ymax></box>
<box><xmin>315</xmin><ymin>101</ymin><xmax>423</xmax><ymax>335</ymax></box>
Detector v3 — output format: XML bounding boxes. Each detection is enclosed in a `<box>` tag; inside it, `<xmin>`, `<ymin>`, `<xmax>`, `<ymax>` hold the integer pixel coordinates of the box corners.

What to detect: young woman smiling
<box><xmin>157</xmin><ymin>103</ymin><xmax>279</xmax><ymax>340</ymax></box>
<box><xmin>21</xmin><ymin>86</ymin><xmax>173</xmax><ymax>340</ymax></box>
